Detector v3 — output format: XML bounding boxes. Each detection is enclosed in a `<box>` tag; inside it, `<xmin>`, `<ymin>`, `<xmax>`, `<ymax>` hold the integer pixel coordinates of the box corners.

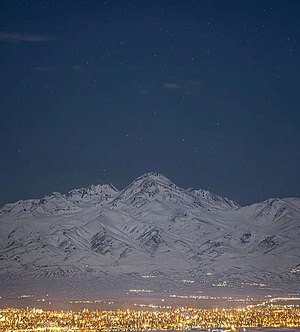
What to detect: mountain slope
<box><xmin>0</xmin><ymin>172</ymin><xmax>299</xmax><ymax>295</ymax></box>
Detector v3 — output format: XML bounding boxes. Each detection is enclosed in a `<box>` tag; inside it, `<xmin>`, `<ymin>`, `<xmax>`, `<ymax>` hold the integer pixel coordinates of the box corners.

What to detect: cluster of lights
<box><xmin>0</xmin><ymin>305</ymin><xmax>300</xmax><ymax>331</ymax></box>
<box><xmin>133</xmin><ymin>303</ymin><xmax>173</xmax><ymax>309</ymax></box>
<box><xmin>290</xmin><ymin>268</ymin><xmax>300</xmax><ymax>273</ymax></box>
<box><xmin>127</xmin><ymin>289</ymin><xmax>153</xmax><ymax>293</ymax></box>
<box><xmin>242</xmin><ymin>282</ymin><xmax>267</xmax><ymax>287</ymax></box>
<box><xmin>169</xmin><ymin>294</ymin><xmax>254</xmax><ymax>302</ymax></box>
<box><xmin>212</xmin><ymin>281</ymin><xmax>228</xmax><ymax>287</ymax></box>
<box><xmin>255</xmin><ymin>297</ymin><xmax>300</xmax><ymax>307</ymax></box>
<box><xmin>210</xmin><ymin>281</ymin><xmax>268</xmax><ymax>289</ymax></box>
<box><xmin>181</xmin><ymin>279</ymin><xmax>195</xmax><ymax>284</ymax></box>
<box><xmin>67</xmin><ymin>300</ymin><xmax>114</xmax><ymax>305</ymax></box>
<box><xmin>17</xmin><ymin>295</ymin><xmax>33</xmax><ymax>299</ymax></box>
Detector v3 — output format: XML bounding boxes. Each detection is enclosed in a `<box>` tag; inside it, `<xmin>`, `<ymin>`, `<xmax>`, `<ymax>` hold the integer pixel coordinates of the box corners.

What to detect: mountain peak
<box><xmin>136</xmin><ymin>172</ymin><xmax>172</xmax><ymax>184</ymax></box>
<box><xmin>111</xmin><ymin>172</ymin><xmax>185</xmax><ymax>208</ymax></box>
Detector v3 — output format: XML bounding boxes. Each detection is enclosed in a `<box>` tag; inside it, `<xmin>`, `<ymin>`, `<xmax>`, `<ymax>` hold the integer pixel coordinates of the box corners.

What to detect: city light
<box><xmin>0</xmin><ymin>304</ymin><xmax>299</xmax><ymax>331</ymax></box>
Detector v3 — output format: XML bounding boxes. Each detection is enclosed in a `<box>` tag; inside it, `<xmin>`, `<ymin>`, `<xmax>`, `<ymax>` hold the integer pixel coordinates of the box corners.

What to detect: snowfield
<box><xmin>0</xmin><ymin>172</ymin><xmax>299</xmax><ymax>297</ymax></box>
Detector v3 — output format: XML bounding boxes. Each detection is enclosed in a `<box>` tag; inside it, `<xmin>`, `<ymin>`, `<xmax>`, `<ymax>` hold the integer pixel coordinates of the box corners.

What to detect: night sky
<box><xmin>0</xmin><ymin>0</ymin><xmax>299</xmax><ymax>207</ymax></box>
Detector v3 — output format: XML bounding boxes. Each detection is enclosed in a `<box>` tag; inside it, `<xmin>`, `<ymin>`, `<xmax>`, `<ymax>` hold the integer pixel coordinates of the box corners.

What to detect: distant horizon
<box><xmin>1</xmin><ymin>170</ymin><xmax>299</xmax><ymax>208</ymax></box>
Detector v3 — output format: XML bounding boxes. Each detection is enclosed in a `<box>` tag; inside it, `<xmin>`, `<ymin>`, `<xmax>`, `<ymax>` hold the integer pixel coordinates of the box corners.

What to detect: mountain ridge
<box><xmin>0</xmin><ymin>172</ymin><xmax>239</xmax><ymax>213</ymax></box>
<box><xmin>0</xmin><ymin>172</ymin><xmax>299</xmax><ymax>296</ymax></box>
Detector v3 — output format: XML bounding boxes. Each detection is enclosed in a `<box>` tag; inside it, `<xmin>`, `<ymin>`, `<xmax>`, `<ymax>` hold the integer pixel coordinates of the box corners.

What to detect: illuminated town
<box><xmin>1</xmin><ymin>304</ymin><xmax>300</xmax><ymax>331</ymax></box>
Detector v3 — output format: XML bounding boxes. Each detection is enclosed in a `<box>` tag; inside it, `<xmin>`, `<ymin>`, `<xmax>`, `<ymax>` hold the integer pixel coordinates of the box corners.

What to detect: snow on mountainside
<box><xmin>0</xmin><ymin>183</ymin><xmax>118</xmax><ymax>216</ymax></box>
<box><xmin>188</xmin><ymin>188</ymin><xmax>239</xmax><ymax>210</ymax></box>
<box><xmin>109</xmin><ymin>172</ymin><xmax>236</xmax><ymax>210</ymax></box>
<box><xmin>0</xmin><ymin>172</ymin><xmax>299</xmax><ymax>295</ymax></box>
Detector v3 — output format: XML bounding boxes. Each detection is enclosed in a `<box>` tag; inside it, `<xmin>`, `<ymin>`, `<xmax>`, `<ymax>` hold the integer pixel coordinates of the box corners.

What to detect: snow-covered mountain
<box><xmin>0</xmin><ymin>172</ymin><xmax>299</xmax><ymax>296</ymax></box>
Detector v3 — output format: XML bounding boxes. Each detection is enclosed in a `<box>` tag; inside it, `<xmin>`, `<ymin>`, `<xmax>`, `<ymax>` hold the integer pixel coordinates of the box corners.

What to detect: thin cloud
<box><xmin>163</xmin><ymin>82</ymin><xmax>180</xmax><ymax>90</ymax></box>
<box><xmin>163</xmin><ymin>80</ymin><xmax>200</xmax><ymax>95</ymax></box>
<box><xmin>72</xmin><ymin>65</ymin><xmax>85</xmax><ymax>71</ymax></box>
<box><xmin>0</xmin><ymin>32</ymin><xmax>54</xmax><ymax>43</ymax></box>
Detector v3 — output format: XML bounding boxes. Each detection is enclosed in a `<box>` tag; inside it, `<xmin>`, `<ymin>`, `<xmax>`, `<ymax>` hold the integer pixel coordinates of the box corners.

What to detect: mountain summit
<box><xmin>0</xmin><ymin>173</ymin><xmax>299</xmax><ymax>296</ymax></box>
<box><xmin>111</xmin><ymin>172</ymin><xmax>238</xmax><ymax>211</ymax></box>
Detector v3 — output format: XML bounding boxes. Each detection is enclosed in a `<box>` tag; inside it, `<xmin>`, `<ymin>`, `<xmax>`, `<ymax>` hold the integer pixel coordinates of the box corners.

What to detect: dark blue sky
<box><xmin>0</xmin><ymin>0</ymin><xmax>299</xmax><ymax>206</ymax></box>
